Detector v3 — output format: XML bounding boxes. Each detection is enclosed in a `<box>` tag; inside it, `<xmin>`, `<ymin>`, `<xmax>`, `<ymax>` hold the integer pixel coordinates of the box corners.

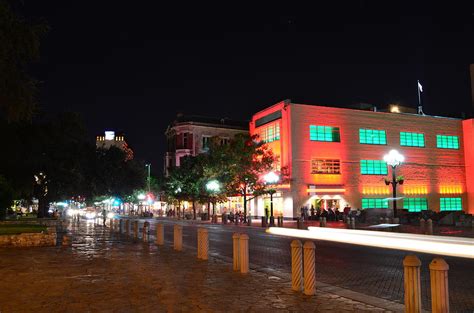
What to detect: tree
<box><xmin>207</xmin><ymin>133</ymin><xmax>276</xmax><ymax>222</ymax></box>
<box><xmin>0</xmin><ymin>1</ymin><xmax>48</xmax><ymax>121</ymax></box>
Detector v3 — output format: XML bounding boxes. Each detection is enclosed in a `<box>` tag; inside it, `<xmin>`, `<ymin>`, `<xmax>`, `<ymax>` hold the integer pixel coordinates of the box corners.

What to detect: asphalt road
<box><xmin>131</xmin><ymin>218</ymin><xmax>473</xmax><ymax>312</ymax></box>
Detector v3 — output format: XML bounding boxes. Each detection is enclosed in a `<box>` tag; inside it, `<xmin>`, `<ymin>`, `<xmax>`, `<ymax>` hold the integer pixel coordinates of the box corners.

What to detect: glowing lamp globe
<box><xmin>264</xmin><ymin>171</ymin><xmax>280</xmax><ymax>184</ymax></box>
<box><xmin>206</xmin><ymin>180</ymin><xmax>220</xmax><ymax>192</ymax></box>
<box><xmin>383</xmin><ymin>149</ymin><xmax>405</xmax><ymax>167</ymax></box>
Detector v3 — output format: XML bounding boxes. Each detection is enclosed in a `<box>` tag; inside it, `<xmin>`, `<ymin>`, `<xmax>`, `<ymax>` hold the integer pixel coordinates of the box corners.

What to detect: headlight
<box><xmin>107</xmin><ymin>212</ymin><xmax>115</xmax><ymax>219</ymax></box>
<box><xmin>85</xmin><ymin>212</ymin><xmax>96</xmax><ymax>219</ymax></box>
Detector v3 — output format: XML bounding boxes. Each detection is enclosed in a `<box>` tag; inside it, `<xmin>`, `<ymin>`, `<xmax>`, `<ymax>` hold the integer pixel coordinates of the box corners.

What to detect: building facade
<box><xmin>96</xmin><ymin>130</ymin><xmax>134</xmax><ymax>160</ymax></box>
<box><xmin>249</xmin><ymin>99</ymin><xmax>474</xmax><ymax>218</ymax></box>
<box><xmin>164</xmin><ymin>114</ymin><xmax>248</xmax><ymax>176</ymax></box>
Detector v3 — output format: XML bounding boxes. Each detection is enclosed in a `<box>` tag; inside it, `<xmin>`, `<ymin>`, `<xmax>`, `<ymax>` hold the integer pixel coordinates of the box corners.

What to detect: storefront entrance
<box><xmin>311</xmin><ymin>198</ymin><xmax>341</xmax><ymax>210</ymax></box>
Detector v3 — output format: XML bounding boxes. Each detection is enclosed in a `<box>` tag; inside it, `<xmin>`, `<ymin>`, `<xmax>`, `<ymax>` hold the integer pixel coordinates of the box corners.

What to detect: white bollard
<box><xmin>201</xmin><ymin>228</ymin><xmax>209</xmax><ymax>261</ymax></box>
<box><xmin>239</xmin><ymin>233</ymin><xmax>249</xmax><ymax>274</ymax></box>
<box><xmin>156</xmin><ymin>223</ymin><xmax>164</xmax><ymax>245</ymax></box>
<box><xmin>291</xmin><ymin>240</ymin><xmax>303</xmax><ymax>292</ymax></box>
<box><xmin>174</xmin><ymin>224</ymin><xmax>182</xmax><ymax>251</ymax></box>
<box><xmin>403</xmin><ymin>255</ymin><xmax>422</xmax><ymax>313</ymax></box>
<box><xmin>426</xmin><ymin>219</ymin><xmax>433</xmax><ymax>235</ymax></box>
<box><xmin>419</xmin><ymin>218</ymin><xmax>425</xmax><ymax>233</ymax></box>
<box><xmin>232</xmin><ymin>233</ymin><xmax>240</xmax><ymax>271</ymax></box>
<box><xmin>430</xmin><ymin>258</ymin><xmax>449</xmax><ymax>313</ymax></box>
<box><xmin>303</xmin><ymin>241</ymin><xmax>316</xmax><ymax>296</ymax></box>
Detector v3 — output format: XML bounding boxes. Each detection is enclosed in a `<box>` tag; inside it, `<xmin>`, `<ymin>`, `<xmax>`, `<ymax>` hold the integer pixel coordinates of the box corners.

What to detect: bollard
<box><xmin>419</xmin><ymin>218</ymin><xmax>425</xmax><ymax>233</ymax></box>
<box><xmin>119</xmin><ymin>219</ymin><xmax>123</xmax><ymax>233</ymax></box>
<box><xmin>232</xmin><ymin>233</ymin><xmax>240</xmax><ymax>271</ymax></box>
<box><xmin>261</xmin><ymin>216</ymin><xmax>267</xmax><ymax>228</ymax></box>
<box><xmin>222</xmin><ymin>214</ymin><xmax>227</xmax><ymax>224</ymax></box>
<box><xmin>291</xmin><ymin>240</ymin><xmax>303</xmax><ymax>292</ymax></box>
<box><xmin>110</xmin><ymin>218</ymin><xmax>114</xmax><ymax>229</ymax></box>
<box><xmin>303</xmin><ymin>241</ymin><xmax>316</xmax><ymax>296</ymax></box>
<box><xmin>430</xmin><ymin>258</ymin><xmax>450</xmax><ymax>313</ymax></box>
<box><xmin>125</xmin><ymin>220</ymin><xmax>130</xmax><ymax>235</ymax></box>
<box><xmin>197</xmin><ymin>228</ymin><xmax>202</xmax><ymax>259</ymax></box>
<box><xmin>350</xmin><ymin>217</ymin><xmax>355</xmax><ymax>229</ymax></box>
<box><xmin>247</xmin><ymin>216</ymin><xmax>252</xmax><ymax>227</ymax></box>
<box><xmin>201</xmin><ymin>228</ymin><xmax>209</xmax><ymax>261</ymax></box>
<box><xmin>156</xmin><ymin>223</ymin><xmax>164</xmax><ymax>245</ymax></box>
<box><xmin>403</xmin><ymin>255</ymin><xmax>422</xmax><ymax>313</ymax></box>
<box><xmin>142</xmin><ymin>221</ymin><xmax>150</xmax><ymax>242</ymax></box>
<box><xmin>385</xmin><ymin>217</ymin><xmax>390</xmax><ymax>224</ymax></box>
<box><xmin>133</xmin><ymin>221</ymin><xmax>138</xmax><ymax>239</ymax></box>
<box><xmin>173</xmin><ymin>224</ymin><xmax>182</xmax><ymax>251</ymax></box>
<box><xmin>426</xmin><ymin>219</ymin><xmax>433</xmax><ymax>235</ymax></box>
<box><xmin>239</xmin><ymin>234</ymin><xmax>249</xmax><ymax>274</ymax></box>
<box><xmin>323</xmin><ymin>217</ymin><xmax>327</xmax><ymax>227</ymax></box>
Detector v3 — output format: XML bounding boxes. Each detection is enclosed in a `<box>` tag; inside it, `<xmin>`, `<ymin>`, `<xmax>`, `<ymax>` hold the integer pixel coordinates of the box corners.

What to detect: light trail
<box><xmin>266</xmin><ymin>227</ymin><xmax>474</xmax><ymax>259</ymax></box>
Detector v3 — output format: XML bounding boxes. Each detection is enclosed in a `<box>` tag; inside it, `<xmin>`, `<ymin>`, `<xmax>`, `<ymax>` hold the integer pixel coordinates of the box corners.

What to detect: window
<box><xmin>183</xmin><ymin>132</ymin><xmax>189</xmax><ymax>148</ymax></box>
<box><xmin>440</xmin><ymin>198</ymin><xmax>462</xmax><ymax>211</ymax></box>
<box><xmin>360</xmin><ymin>160</ymin><xmax>388</xmax><ymax>175</ymax></box>
<box><xmin>220</xmin><ymin>138</ymin><xmax>229</xmax><ymax>145</ymax></box>
<box><xmin>311</xmin><ymin>159</ymin><xmax>341</xmax><ymax>174</ymax></box>
<box><xmin>260</xmin><ymin>123</ymin><xmax>280</xmax><ymax>142</ymax></box>
<box><xmin>404</xmin><ymin>198</ymin><xmax>428</xmax><ymax>212</ymax></box>
<box><xmin>309</xmin><ymin>125</ymin><xmax>340</xmax><ymax>142</ymax></box>
<box><xmin>202</xmin><ymin>136</ymin><xmax>211</xmax><ymax>150</ymax></box>
<box><xmin>400</xmin><ymin>132</ymin><xmax>425</xmax><ymax>147</ymax></box>
<box><xmin>359</xmin><ymin>129</ymin><xmax>387</xmax><ymax>145</ymax></box>
<box><xmin>436</xmin><ymin>135</ymin><xmax>459</xmax><ymax>149</ymax></box>
<box><xmin>362</xmin><ymin>198</ymin><xmax>389</xmax><ymax>209</ymax></box>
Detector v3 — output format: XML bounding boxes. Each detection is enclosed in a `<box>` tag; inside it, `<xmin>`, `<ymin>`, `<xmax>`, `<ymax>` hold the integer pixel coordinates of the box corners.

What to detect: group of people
<box><xmin>227</xmin><ymin>210</ymin><xmax>245</xmax><ymax>223</ymax></box>
<box><xmin>299</xmin><ymin>204</ymin><xmax>361</xmax><ymax>221</ymax></box>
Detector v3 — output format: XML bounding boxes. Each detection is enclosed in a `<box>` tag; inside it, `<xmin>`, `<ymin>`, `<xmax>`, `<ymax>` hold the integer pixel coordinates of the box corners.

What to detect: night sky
<box><xmin>22</xmin><ymin>2</ymin><xmax>474</xmax><ymax>175</ymax></box>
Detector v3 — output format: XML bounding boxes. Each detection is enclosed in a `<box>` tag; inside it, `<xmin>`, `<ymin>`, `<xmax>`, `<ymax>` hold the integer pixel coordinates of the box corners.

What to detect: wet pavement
<box><xmin>0</xmin><ymin>219</ymin><xmax>400</xmax><ymax>313</ymax></box>
<box><xmin>147</xmin><ymin>217</ymin><xmax>474</xmax><ymax>313</ymax></box>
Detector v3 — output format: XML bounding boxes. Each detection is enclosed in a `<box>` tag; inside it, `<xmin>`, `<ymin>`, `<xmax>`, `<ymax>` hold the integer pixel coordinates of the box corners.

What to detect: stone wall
<box><xmin>0</xmin><ymin>227</ymin><xmax>56</xmax><ymax>247</ymax></box>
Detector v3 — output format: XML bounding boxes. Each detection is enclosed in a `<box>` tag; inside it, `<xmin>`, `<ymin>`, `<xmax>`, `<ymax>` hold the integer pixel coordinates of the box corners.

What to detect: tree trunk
<box><xmin>192</xmin><ymin>199</ymin><xmax>196</xmax><ymax>220</ymax></box>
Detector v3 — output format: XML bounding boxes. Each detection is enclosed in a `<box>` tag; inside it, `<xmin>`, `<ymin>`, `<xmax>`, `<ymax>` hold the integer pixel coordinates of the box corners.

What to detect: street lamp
<box><xmin>206</xmin><ymin>180</ymin><xmax>220</xmax><ymax>220</ymax></box>
<box><xmin>145</xmin><ymin>164</ymin><xmax>151</xmax><ymax>192</ymax></box>
<box><xmin>264</xmin><ymin>171</ymin><xmax>279</xmax><ymax>227</ymax></box>
<box><xmin>383</xmin><ymin>149</ymin><xmax>405</xmax><ymax>219</ymax></box>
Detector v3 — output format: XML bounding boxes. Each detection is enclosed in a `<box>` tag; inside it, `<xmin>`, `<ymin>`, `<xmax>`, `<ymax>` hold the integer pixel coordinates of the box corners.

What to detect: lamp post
<box><xmin>145</xmin><ymin>164</ymin><xmax>151</xmax><ymax>193</ymax></box>
<box><xmin>206</xmin><ymin>180</ymin><xmax>220</xmax><ymax>221</ymax></box>
<box><xmin>383</xmin><ymin>149</ymin><xmax>405</xmax><ymax>219</ymax></box>
<box><xmin>264</xmin><ymin>171</ymin><xmax>280</xmax><ymax>227</ymax></box>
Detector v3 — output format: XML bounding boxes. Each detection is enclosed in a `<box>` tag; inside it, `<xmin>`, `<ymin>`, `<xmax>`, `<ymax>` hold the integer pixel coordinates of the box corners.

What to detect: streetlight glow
<box><xmin>264</xmin><ymin>171</ymin><xmax>279</xmax><ymax>184</ymax></box>
<box><xmin>206</xmin><ymin>180</ymin><xmax>220</xmax><ymax>192</ymax></box>
<box><xmin>383</xmin><ymin>149</ymin><xmax>404</xmax><ymax>167</ymax></box>
<box><xmin>137</xmin><ymin>193</ymin><xmax>146</xmax><ymax>200</ymax></box>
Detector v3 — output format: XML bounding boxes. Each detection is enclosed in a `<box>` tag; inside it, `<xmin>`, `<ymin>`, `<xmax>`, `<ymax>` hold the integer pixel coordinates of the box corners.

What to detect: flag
<box><xmin>418</xmin><ymin>81</ymin><xmax>423</xmax><ymax>93</ymax></box>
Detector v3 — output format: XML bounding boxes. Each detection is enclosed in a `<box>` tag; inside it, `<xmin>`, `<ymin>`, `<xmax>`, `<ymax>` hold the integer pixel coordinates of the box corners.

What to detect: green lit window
<box><xmin>440</xmin><ymin>198</ymin><xmax>462</xmax><ymax>211</ymax></box>
<box><xmin>309</xmin><ymin>125</ymin><xmax>340</xmax><ymax>142</ymax></box>
<box><xmin>359</xmin><ymin>129</ymin><xmax>387</xmax><ymax>145</ymax></box>
<box><xmin>362</xmin><ymin>198</ymin><xmax>389</xmax><ymax>209</ymax></box>
<box><xmin>360</xmin><ymin>160</ymin><xmax>388</xmax><ymax>175</ymax></box>
<box><xmin>400</xmin><ymin>132</ymin><xmax>425</xmax><ymax>147</ymax></box>
<box><xmin>436</xmin><ymin>135</ymin><xmax>459</xmax><ymax>149</ymax></box>
<box><xmin>403</xmin><ymin>198</ymin><xmax>428</xmax><ymax>212</ymax></box>
<box><xmin>260</xmin><ymin>123</ymin><xmax>280</xmax><ymax>143</ymax></box>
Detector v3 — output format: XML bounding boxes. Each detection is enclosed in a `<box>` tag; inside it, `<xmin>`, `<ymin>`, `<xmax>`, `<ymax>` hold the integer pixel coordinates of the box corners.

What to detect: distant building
<box><xmin>164</xmin><ymin>114</ymin><xmax>248</xmax><ymax>176</ymax></box>
<box><xmin>96</xmin><ymin>130</ymin><xmax>134</xmax><ymax>160</ymax></box>
<box><xmin>248</xmin><ymin>99</ymin><xmax>474</xmax><ymax>217</ymax></box>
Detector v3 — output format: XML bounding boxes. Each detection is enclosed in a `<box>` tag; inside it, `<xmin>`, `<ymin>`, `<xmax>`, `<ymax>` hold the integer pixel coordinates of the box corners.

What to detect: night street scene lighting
<box><xmin>1</xmin><ymin>1</ymin><xmax>474</xmax><ymax>312</ymax></box>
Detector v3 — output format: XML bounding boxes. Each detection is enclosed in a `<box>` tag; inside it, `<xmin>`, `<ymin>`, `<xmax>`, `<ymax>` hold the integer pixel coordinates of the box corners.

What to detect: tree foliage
<box><xmin>0</xmin><ymin>0</ymin><xmax>48</xmax><ymax>121</ymax></box>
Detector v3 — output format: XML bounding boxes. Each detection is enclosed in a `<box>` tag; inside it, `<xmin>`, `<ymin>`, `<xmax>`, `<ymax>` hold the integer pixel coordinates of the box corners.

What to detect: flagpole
<box><xmin>417</xmin><ymin>80</ymin><xmax>421</xmax><ymax>107</ymax></box>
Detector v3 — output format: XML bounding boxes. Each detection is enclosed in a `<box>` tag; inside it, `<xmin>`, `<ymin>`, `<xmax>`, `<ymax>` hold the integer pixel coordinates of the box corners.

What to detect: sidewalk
<box><xmin>0</xmin><ymin>221</ymin><xmax>400</xmax><ymax>312</ymax></box>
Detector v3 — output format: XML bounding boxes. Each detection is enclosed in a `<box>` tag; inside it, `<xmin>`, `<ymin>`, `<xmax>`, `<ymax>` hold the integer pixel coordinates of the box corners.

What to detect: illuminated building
<box><xmin>96</xmin><ymin>130</ymin><xmax>134</xmax><ymax>160</ymax></box>
<box><xmin>249</xmin><ymin>99</ymin><xmax>474</xmax><ymax>217</ymax></box>
<box><xmin>164</xmin><ymin>114</ymin><xmax>248</xmax><ymax>176</ymax></box>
